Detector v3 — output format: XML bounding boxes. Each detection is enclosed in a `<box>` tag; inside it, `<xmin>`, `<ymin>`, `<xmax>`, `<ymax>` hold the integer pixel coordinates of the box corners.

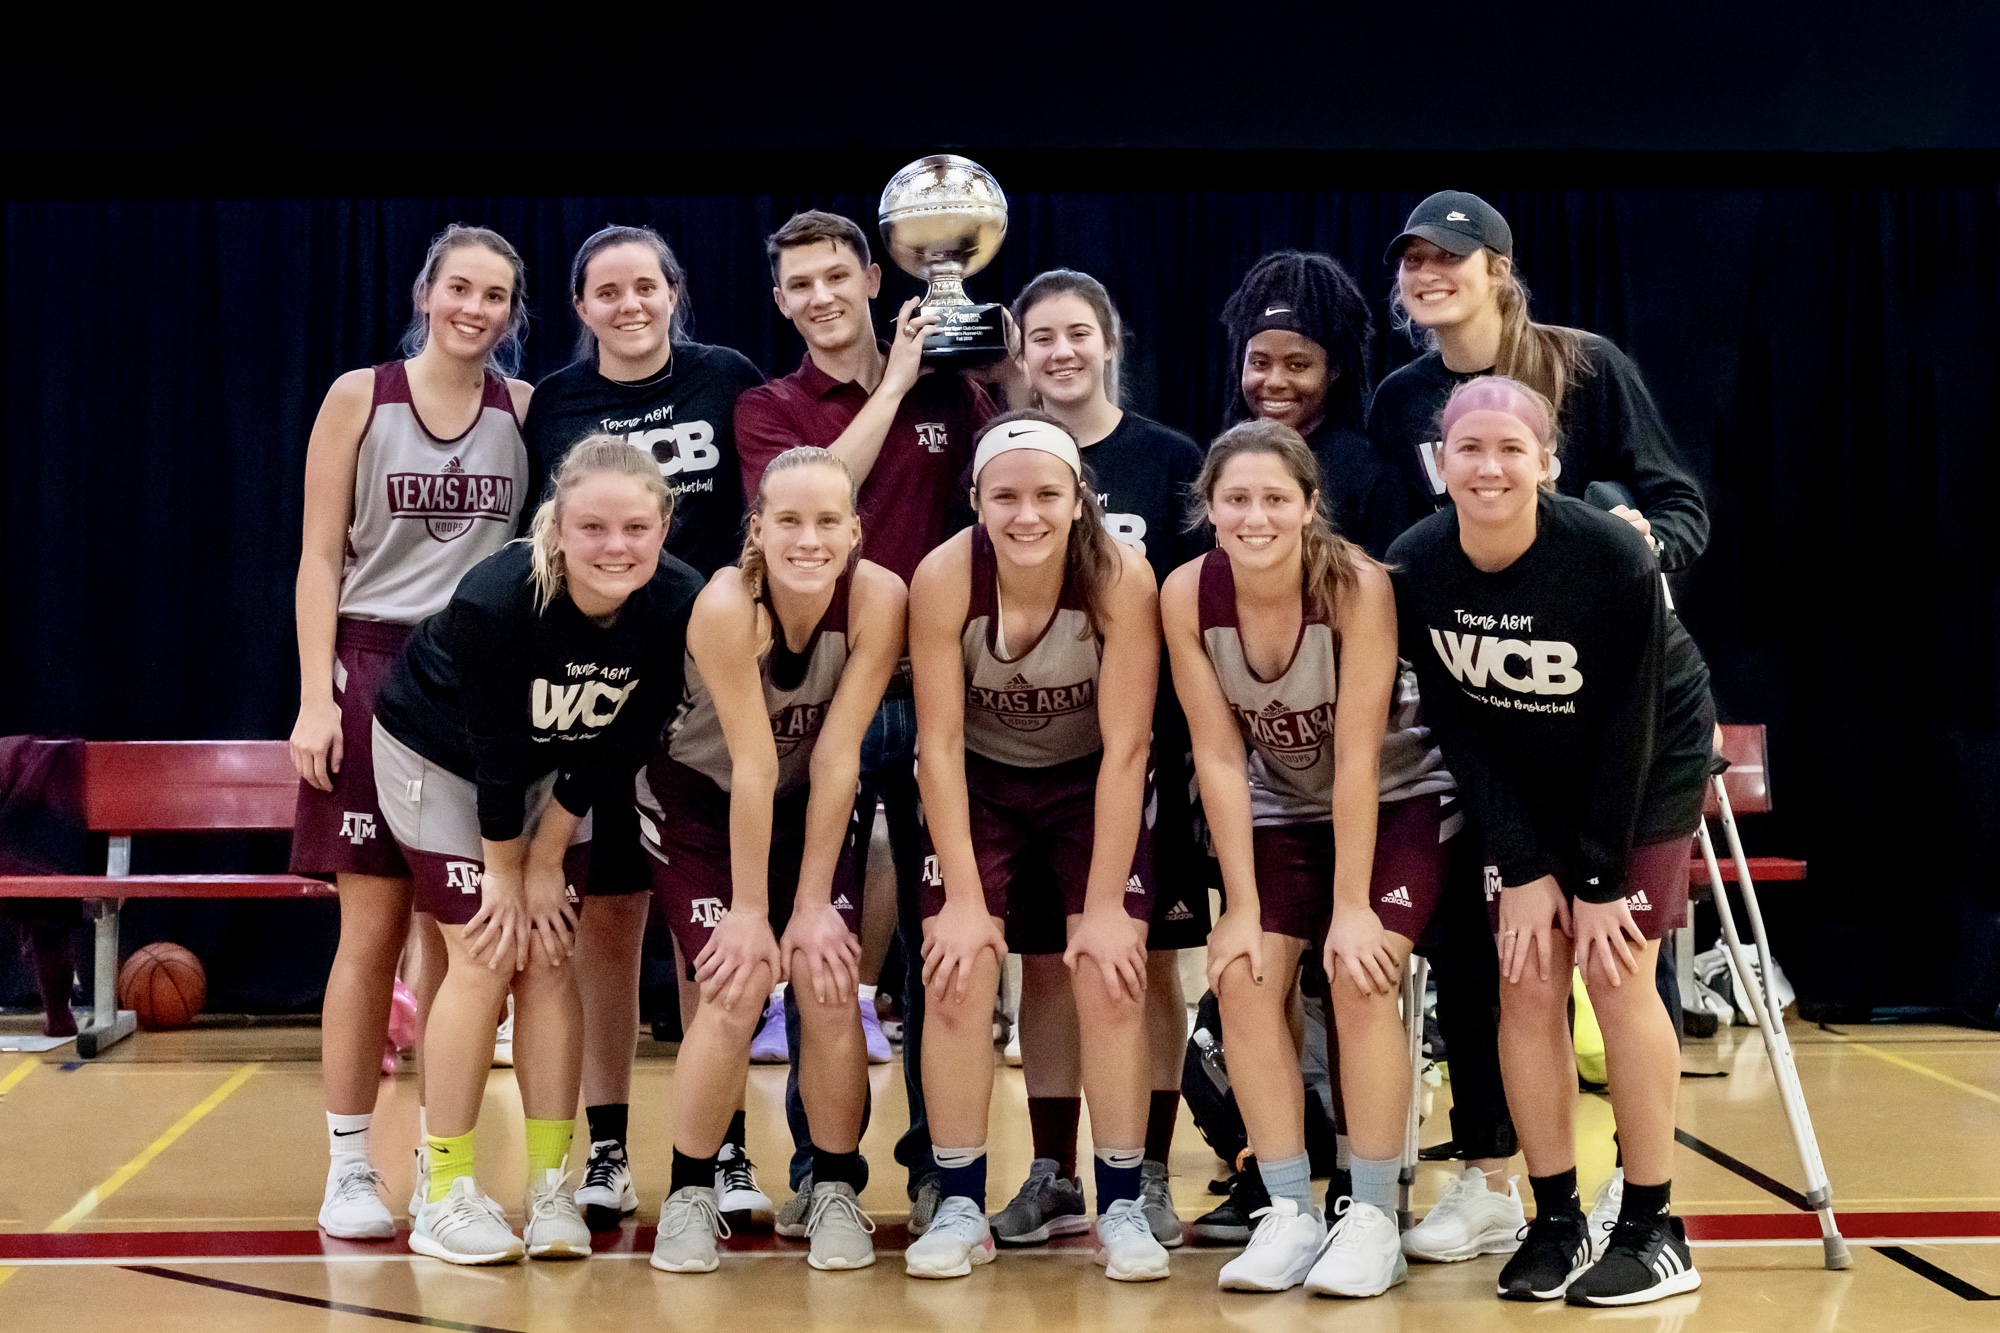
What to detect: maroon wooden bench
<box><xmin>0</xmin><ymin>741</ymin><xmax>331</xmax><ymax>1055</ymax></box>
<box><xmin>1688</xmin><ymin>724</ymin><xmax>1806</xmax><ymax>884</ymax></box>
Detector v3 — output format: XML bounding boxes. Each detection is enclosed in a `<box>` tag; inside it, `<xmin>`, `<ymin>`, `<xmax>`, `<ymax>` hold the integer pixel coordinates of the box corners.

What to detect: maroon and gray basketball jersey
<box><xmin>338</xmin><ymin>360</ymin><xmax>527</xmax><ymax>623</ymax></box>
<box><xmin>1197</xmin><ymin>549</ymin><xmax>1450</xmax><ymax>825</ymax></box>
<box><xmin>666</xmin><ymin>570</ymin><xmax>853</xmax><ymax>797</ymax></box>
<box><xmin>960</xmin><ymin>526</ymin><xmax>1104</xmax><ymax>768</ymax></box>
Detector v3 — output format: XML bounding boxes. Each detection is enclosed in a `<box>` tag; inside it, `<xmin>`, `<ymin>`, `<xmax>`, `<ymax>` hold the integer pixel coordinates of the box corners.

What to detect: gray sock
<box><xmin>1256</xmin><ymin>1152</ymin><xmax>1314</xmax><ymax>1213</ymax></box>
<box><xmin>1350</xmin><ymin>1154</ymin><xmax>1400</xmax><ymax>1212</ymax></box>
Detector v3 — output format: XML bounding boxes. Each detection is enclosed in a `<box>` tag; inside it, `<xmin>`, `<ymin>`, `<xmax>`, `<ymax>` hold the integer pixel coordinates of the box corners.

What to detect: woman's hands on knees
<box><xmin>522</xmin><ymin>854</ymin><xmax>578</xmax><ymax>969</ymax></box>
<box><xmin>1326</xmin><ymin>903</ymin><xmax>1401</xmax><ymax>997</ymax></box>
<box><xmin>1206</xmin><ymin>907</ymin><xmax>1266</xmax><ymax>990</ymax></box>
<box><xmin>467</xmin><ymin>862</ymin><xmax>530</xmax><ymax>971</ymax></box>
<box><xmin>696</xmin><ymin>911</ymin><xmax>784</xmax><ymax>1009</ymax></box>
<box><xmin>1572</xmin><ymin>897</ymin><xmax>1647</xmax><ymax>988</ymax></box>
<box><xmin>1497</xmin><ymin>875</ymin><xmax>1570</xmax><ymax>985</ymax></box>
<box><xmin>783</xmin><ymin>900</ymin><xmax>860</xmax><ymax>1007</ymax></box>
<box><xmin>921</xmin><ymin>898</ymin><xmax>1007</xmax><ymax>1004</ymax></box>
<box><xmin>1064</xmin><ymin>909</ymin><xmax>1148</xmax><ymax>1003</ymax></box>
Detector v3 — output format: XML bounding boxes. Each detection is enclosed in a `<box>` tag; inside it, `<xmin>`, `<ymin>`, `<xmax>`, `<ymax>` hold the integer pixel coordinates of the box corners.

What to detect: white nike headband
<box><xmin>972</xmin><ymin>419</ymin><xmax>1082</xmax><ymax>483</ymax></box>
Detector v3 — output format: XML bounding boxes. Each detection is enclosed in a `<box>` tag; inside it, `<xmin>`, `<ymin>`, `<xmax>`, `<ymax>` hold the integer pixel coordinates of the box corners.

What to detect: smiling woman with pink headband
<box><xmin>1388</xmin><ymin>375</ymin><xmax>1717</xmax><ymax>1309</ymax></box>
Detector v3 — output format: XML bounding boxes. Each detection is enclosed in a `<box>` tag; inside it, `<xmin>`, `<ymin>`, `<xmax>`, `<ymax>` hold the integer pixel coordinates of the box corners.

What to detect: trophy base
<box><xmin>921</xmin><ymin>301</ymin><xmax>1008</xmax><ymax>367</ymax></box>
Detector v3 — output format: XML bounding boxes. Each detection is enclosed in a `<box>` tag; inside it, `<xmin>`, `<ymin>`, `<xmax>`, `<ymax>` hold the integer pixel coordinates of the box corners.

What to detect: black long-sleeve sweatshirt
<box><xmin>375</xmin><ymin>542</ymin><xmax>703</xmax><ymax>842</ymax></box>
<box><xmin>1389</xmin><ymin>494</ymin><xmax>1713</xmax><ymax>902</ymax></box>
<box><xmin>1368</xmin><ymin>335</ymin><xmax>1709</xmax><ymax>572</ymax></box>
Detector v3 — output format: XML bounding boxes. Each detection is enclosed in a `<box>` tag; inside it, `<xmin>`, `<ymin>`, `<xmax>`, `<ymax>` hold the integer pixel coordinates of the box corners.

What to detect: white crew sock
<box><xmin>858</xmin><ymin>983</ymin><xmax>878</xmax><ymax>1002</ymax></box>
<box><xmin>328</xmin><ymin>1112</ymin><xmax>371</xmax><ymax>1167</ymax></box>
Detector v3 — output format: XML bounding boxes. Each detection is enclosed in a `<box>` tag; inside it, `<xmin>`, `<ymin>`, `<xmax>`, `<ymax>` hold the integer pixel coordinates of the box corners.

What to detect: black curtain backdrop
<box><xmin>4</xmin><ymin>177</ymin><xmax>1997</xmax><ymax>1015</ymax></box>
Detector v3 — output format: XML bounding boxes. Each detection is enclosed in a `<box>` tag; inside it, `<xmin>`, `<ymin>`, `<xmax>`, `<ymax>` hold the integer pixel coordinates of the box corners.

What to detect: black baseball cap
<box><xmin>1384</xmin><ymin>191</ymin><xmax>1513</xmax><ymax>264</ymax></box>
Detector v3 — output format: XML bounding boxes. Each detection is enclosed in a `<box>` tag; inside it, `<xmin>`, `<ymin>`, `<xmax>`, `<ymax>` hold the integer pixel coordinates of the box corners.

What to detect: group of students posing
<box><xmin>289</xmin><ymin>190</ymin><xmax>1716</xmax><ymax>1308</ymax></box>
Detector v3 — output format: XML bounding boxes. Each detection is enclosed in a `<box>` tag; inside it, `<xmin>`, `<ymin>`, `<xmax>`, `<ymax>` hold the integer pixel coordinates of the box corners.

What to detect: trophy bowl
<box><xmin>878</xmin><ymin>154</ymin><xmax>1010</xmax><ymax>366</ymax></box>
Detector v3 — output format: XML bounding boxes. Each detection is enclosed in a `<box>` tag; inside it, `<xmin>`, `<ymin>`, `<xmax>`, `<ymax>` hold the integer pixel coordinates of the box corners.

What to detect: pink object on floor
<box><xmin>382</xmin><ymin>978</ymin><xmax>419</xmax><ymax>1074</ymax></box>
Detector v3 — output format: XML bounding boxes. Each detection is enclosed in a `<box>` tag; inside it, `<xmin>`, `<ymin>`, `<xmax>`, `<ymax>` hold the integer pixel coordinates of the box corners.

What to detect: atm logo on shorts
<box><xmin>770</xmin><ymin>701</ymin><xmax>829</xmax><ymax>755</ymax></box>
<box><xmin>1483</xmin><ymin>865</ymin><xmax>1502</xmax><ymax>903</ymax></box>
<box><xmin>921</xmin><ymin>855</ymin><xmax>942</xmax><ymax>887</ymax></box>
<box><xmin>689</xmin><ymin>897</ymin><xmax>726</xmax><ymax>928</ymax></box>
<box><xmin>387</xmin><ymin>457</ymin><xmax>515</xmax><ymax>542</ymax></box>
<box><xmin>446</xmin><ymin>861</ymin><xmax>483</xmax><ymax>893</ymax></box>
<box><xmin>1429</xmin><ymin>629</ymin><xmax>1583</xmax><ymax>697</ymax></box>
<box><xmin>1236</xmin><ymin>698</ymin><xmax>1335</xmax><ymax>771</ymax></box>
<box><xmin>340</xmin><ymin>812</ymin><xmax>377</xmax><ymax>844</ymax></box>
<box><xmin>970</xmin><ymin>673</ymin><xmax>1097</xmax><ymax>732</ymax></box>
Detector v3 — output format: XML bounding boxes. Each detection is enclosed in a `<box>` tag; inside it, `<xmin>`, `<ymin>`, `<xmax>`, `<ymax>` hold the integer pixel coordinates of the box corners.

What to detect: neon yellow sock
<box><xmin>427</xmin><ymin>1131</ymin><xmax>476</xmax><ymax>1204</ymax></box>
<box><xmin>525</xmin><ymin>1118</ymin><xmax>575</xmax><ymax>1176</ymax></box>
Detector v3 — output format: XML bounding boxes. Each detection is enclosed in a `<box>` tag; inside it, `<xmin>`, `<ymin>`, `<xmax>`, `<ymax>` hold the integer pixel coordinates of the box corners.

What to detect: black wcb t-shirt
<box><xmin>1388</xmin><ymin>494</ymin><xmax>1713</xmax><ymax>902</ymax></box>
<box><xmin>1080</xmin><ymin>411</ymin><xmax>1210</xmax><ymax>586</ymax></box>
<box><xmin>523</xmin><ymin>342</ymin><xmax>765</xmax><ymax>577</ymax></box>
<box><xmin>375</xmin><ymin>542</ymin><xmax>705</xmax><ymax>843</ymax></box>
<box><xmin>1367</xmin><ymin>336</ymin><xmax>1710</xmax><ymax>571</ymax></box>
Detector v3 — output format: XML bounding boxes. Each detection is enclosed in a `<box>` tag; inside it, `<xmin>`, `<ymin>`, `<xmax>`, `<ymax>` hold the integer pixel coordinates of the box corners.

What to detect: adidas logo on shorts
<box><xmin>1126</xmin><ymin>874</ymin><xmax>1144</xmax><ymax>894</ymax></box>
<box><xmin>1379</xmin><ymin>885</ymin><xmax>1413</xmax><ymax>908</ymax></box>
<box><xmin>1628</xmin><ymin>890</ymin><xmax>1653</xmax><ymax>911</ymax></box>
<box><xmin>833</xmin><ymin>894</ymin><xmax>853</xmax><ymax>910</ymax></box>
<box><xmin>1164</xmin><ymin>902</ymin><xmax>1194</xmax><ymax>922</ymax></box>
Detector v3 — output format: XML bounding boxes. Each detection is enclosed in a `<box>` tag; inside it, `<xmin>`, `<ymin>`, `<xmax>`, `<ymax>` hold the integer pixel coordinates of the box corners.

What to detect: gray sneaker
<box><xmin>524</xmin><ymin>1168</ymin><xmax>592</xmax><ymax>1260</ymax></box>
<box><xmin>1139</xmin><ymin>1160</ymin><xmax>1185</xmax><ymax>1249</ymax></box>
<box><xmin>991</xmin><ymin>1157</ymin><xmax>1090</xmax><ymax>1245</ymax></box>
<box><xmin>775</xmin><ymin>1175</ymin><xmax>813</xmax><ymax>1238</ymax></box>
<box><xmin>805</xmin><ymin>1181</ymin><xmax>876</xmax><ymax>1270</ymax></box>
<box><xmin>908</xmin><ymin>1175</ymin><xmax>943</xmax><ymax>1237</ymax></box>
<box><xmin>649</xmin><ymin>1185</ymin><xmax>729</xmax><ymax>1273</ymax></box>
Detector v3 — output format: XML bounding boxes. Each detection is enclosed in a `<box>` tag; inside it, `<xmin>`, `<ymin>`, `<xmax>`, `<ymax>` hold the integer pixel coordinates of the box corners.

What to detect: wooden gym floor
<box><xmin>0</xmin><ymin>1018</ymin><xmax>1995</xmax><ymax>1330</ymax></box>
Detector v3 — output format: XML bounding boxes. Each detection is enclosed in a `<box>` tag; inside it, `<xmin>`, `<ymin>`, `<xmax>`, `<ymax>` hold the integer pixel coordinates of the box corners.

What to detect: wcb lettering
<box><xmin>532</xmin><ymin>677</ymin><xmax>641</xmax><ymax>732</ymax></box>
<box><xmin>1429</xmin><ymin>628</ymin><xmax>1583</xmax><ymax>696</ymax></box>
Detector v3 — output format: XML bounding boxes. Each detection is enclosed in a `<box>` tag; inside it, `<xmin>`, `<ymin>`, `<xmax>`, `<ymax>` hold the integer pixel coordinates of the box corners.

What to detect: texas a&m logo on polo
<box><xmin>771</xmin><ymin>701</ymin><xmax>829</xmax><ymax>757</ymax></box>
<box><xmin>1236</xmin><ymin>697</ymin><xmax>1336</xmax><ymax>770</ymax></box>
<box><xmin>446</xmin><ymin>861</ymin><xmax>483</xmax><ymax>893</ymax></box>
<box><xmin>387</xmin><ymin>456</ymin><xmax>515</xmax><ymax>543</ymax></box>
<box><xmin>340</xmin><ymin>812</ymin><xmax>377</xmax><ymax>844</ymax></box>
<box><xmin>969</xmin><ymin>673</ymin><xmax>1097</xmax><ymax>733</ymax></box>
<box><xmin>915</xmin><ymin>422</ymin><xmax>949</xmax><ymax>454</ymax></box>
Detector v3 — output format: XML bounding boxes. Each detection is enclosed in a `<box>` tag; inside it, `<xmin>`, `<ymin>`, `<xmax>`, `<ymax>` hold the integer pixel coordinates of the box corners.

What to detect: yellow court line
<box><xmin>0</xmin><ymin>1056</ymin><xmax>39</xmax><ymax>1098</ymax></box>
<box><xmin>46</xmin><ymin>1062</ymin><xmax>262</xmax><ymax>1233</ymax></box>
<box><xmin>1842</xmin><ymin>1039</ymin><xmax>2000</xmax><ymax>1107</ymax></box>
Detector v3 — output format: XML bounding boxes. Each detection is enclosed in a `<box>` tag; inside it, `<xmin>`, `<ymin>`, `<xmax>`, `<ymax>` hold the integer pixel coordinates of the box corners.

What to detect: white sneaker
<box><xmin>524</xmin><ymin>1168</ymin><xmax>592</xmax><ymax>1259</ymax></box>
<box><xmin>1402</xmin><ymin>1167</ymin><xmax>1526</xmax><ymax>1262</ymax></box>
<box><xmin>904</xmin><ymin>1196</ymin><xmax>996</xmax><ymax>1279</ymax></box>
<box><xmin>1002</xmin><ymin>1028</ymin><xmax>1022</xmax><ymax>1066</ymax></box>
<box><xmin>409</xmin><ymin>1146</ymin><xmax>429</xmax><ymax>1220</ymax></box>
<box><xmin>1305</xmin><ymin>1198</ymin><xmax>1407</xmax><ymax>1297</ymax></box>
<box><xmin>1588</xmin><ymin>1168</ymin><xmax>1626</xmax><ymax>1262</ymax></box>
<box><xmin>715</xmin><ymin>1142</ymin><xmax>772</xmax><ymax>1225</ymax></box>
<box><xmin>805</xmin><ymin>1181</ymin><xmax>877</xmax><ymax>1270</ymax></box>
<box><xmin>1217</xmin><ymin>1196</ymin><xmax>1325</xmax><ymax>1292</ymax></box>
<box><xmin>492</xmin><ymin>996</ymin><xmax>514</xmax><ymax>1067</ymax></box>
<box><xmin>1094</xmin><ymin>1197</ymin><xmax>1170</xmax><ymax>1281</ymax></box>
<box><xmin>409</xmin><ymin>1176</ymin><xmax>525</xmax><ymax>1265</ymax></box>
<box><xmin>575</xmin><ymin>1140</ymin><xmax>638</xmax><ymax>1230</ymax></box>
<box><xmin>650</xmin><ymin>1185</ymin><xmax>729</xmax><ymax>1273</ymax></box>
<box><xmin>319</xmin><ymin>1161</ymin><xmax>394</xmax><ymax>1240</ymax></box>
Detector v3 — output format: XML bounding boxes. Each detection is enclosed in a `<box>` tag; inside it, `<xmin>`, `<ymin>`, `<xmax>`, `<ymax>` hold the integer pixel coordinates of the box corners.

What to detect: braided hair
<box><xmin>1218</xmin><ymin>250</ymin><xmax>1373</xmax><ymax>434</ymax></box>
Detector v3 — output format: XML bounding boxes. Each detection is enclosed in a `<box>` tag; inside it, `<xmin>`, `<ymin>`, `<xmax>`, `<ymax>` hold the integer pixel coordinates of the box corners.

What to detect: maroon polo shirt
<box><xmin>735</xmin><ymin>345</ymin><xmax>996</xmax><ymax>583</ymax></box>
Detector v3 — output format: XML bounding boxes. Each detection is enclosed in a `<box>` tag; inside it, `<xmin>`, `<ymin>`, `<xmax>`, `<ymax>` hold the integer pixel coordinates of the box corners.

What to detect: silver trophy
<box><xmin>878</xmin><ymin>154</ymin><xmax>1010</xmax><ymax>366</ymax></box>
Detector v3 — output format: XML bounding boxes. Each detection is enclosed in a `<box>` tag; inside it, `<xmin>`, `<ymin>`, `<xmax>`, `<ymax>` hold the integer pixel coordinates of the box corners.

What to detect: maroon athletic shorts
<box><xmin>290</xmin><ymin>618</ymin><xmax>412</xmax><ymax>878</ymax></box>
<box><xmin>920</xmin><ymin>749</ymin><xmax>1153</xmax><ymax>953</ymax></box>
<box><xmin>642</xmin><ymin>757</ymin><xmax>860</xmax><ymax>961</ymax></box>
<box><xmin>1480</xmin><ymin>832</ymin><xmax>1694</xmax><ymax>941</ymax></box>
<box><xmin>1249</xmin><ymin>793</ymin><xmax>1454</xmax><ymax>945</ymax></box>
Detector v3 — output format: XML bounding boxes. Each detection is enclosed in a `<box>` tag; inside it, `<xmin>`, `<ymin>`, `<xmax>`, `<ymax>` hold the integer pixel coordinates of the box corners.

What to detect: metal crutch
<box><xmin>1694</xmin><ymin>781</ymin><xmax>1852</xmax><ymax>1269</ymax></box>
<box><xmin>1397</xmin><ymin>955</ymin><xmax>1431</xmax><ymax>1231</ymax></box>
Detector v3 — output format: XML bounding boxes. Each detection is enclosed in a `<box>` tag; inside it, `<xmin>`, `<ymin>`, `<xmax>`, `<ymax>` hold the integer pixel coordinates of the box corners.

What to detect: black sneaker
<box><xmin>1190</xmin><ymin>1162</ymin><xmax>1269</xmax><ymax>1244</ymax></box>
<box><xmin>1566</xmin><ymin>1214</ymin><xmax>1701</xmax><ymax>1306</ymax></box>
<box><xmin>1496</xmin><ymin>1212</ymin><xmax>1592</xmax><ymax>1301</ymax></box>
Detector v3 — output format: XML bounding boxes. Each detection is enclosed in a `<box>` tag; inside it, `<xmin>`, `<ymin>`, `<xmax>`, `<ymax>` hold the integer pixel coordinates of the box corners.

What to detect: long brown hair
<box><xmin>737</xmin><ymin>446</ymin><xmax>860</xmax><ymax>603</ymax></box>
<box><xmin>525</xmin><ymin>436</ymin><xmax>673</xmax><ymax>611</ymax></box>
<box><xmin>972</xmin><ymin>409</ymin><xmax>1123</xmax><ymax>638</ymax></box>
<box><xmin>400</xmin><ymin>224</ymin><xmax>530</xmax><ymax>376</ymax></box>
<box><xmin>1392</xmin><ymin>250</ymin><xmax>1590</xmax><ymax>416</ymax></box>
<box><xmin>1192</xmin><ymin>419</ymin><xmax>1371</xmax><ymax>625</ymax></box>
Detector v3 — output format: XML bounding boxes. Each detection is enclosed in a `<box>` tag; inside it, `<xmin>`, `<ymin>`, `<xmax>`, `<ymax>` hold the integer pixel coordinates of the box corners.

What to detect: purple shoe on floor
<box><xmin>749</xmin><ymin>991</ymin><xmax>789</xmax><ymax>1064</ymax></box>
<box><xmin>860</xmin><ymin>994</ymin><xmax>892</xmax><ymax>1064</ymax></box>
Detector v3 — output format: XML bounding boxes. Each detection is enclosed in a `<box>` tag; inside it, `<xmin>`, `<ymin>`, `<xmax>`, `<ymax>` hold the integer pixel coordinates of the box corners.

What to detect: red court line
<box><xmin>2</xmin><ymin>1213</ymin><xmax>1997</xmax><ymax>1260</ymax></box>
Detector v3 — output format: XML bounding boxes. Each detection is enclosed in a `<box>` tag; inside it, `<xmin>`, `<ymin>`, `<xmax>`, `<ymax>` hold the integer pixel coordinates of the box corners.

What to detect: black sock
<box><xmin>725</xmin><ymin>1110</ymin><xmax>747</xmax><ymax>1151</ymax></box>
<box><xmin>811</xmin><ymin>1145</ymin><xmax>867</xmax><ymax>1190</ymax></box>
<box><xmin>1530</xmin><ymin>1168</ymin><xmax>1582</xmax><ymax>1221</ymax></box>
<box><xmin>1619</xmin><ymin>1179</ymin><xmax>1672</xmax><ymax>1225</ymax></box>
<box><xmin>671</xmin><ymin>1147</ymin><xmax>718</xmax><ymax>1194</ymax></box>
<box><xmin>586</xmin><ymin>1103</ymin><xmax>628</xmax><ymax>1150</ymax></box>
